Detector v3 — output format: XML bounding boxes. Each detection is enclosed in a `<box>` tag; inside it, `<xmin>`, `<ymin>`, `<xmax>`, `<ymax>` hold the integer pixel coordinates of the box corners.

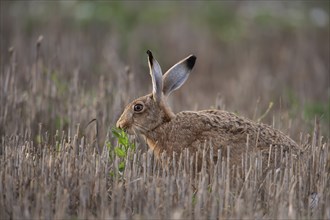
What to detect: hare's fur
<box><xmin>117</xmin><ymin>51</ymin><xmax>300</xmax><ymax>169</ymax></box>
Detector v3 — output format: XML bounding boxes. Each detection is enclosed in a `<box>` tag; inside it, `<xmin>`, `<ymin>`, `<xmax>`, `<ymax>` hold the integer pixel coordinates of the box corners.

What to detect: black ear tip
<box><xmin>146</xmin><ymin>50</ymin><xmax>154</xmax><ymax>65</ymax></box>
<box><xmin>186</xmin><ymin>55</ymin><xmax>196</xmax><ymax>70</ymax></box>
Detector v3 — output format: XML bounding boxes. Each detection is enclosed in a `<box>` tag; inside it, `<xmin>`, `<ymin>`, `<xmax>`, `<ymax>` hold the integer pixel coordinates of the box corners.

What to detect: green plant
<box><xmin>111</xmin><ymin>127</ymin><xmax>135</xmax><ymax>172</ymax></box>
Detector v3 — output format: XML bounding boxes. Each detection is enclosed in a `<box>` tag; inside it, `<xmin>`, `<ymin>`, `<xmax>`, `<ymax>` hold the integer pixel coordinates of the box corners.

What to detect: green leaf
<box><xmin>114</xmin><ymin>147</ymin><xmax>126</xmax><ymax>158</ymax></box>
<box><xmin>112</xmin><ymin>128</ymin><xmax>121</xmax><ymax>139</ymax></box>
<box><xmin>118</xmin><ymin>161</ymin><xmax>125</xmax><ymax>172</ymax></box>
<box><xmin>118</xmin><ymin>137</ymin><xmax>128</xmax><ymax>147</ymax></box>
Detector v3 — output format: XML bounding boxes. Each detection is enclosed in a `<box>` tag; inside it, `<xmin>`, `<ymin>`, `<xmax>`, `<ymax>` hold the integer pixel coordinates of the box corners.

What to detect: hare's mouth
<box><xmin>124</xmin><ymin>127</ymin><xmax>134</xmax><ymax>135</ymax></box>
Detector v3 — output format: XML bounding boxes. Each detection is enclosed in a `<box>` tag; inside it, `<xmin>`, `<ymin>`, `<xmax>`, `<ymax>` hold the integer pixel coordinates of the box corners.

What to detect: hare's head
<box><xmin>116</xmin><ymin>50</ymin><xmax>196</xmax><ymax>135</ymax></box>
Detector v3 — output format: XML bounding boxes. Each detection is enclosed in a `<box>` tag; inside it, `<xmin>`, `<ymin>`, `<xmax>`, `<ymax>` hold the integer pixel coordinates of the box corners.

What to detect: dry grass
<box><xmin>0</xmin><ymin>1</ymin><xmax>329</xmax><ymax>219</ymax></box>
<box><xmin>0</xmin><ymin>125</ymin><xmax>329</xmax><ymax>219</ymax></box>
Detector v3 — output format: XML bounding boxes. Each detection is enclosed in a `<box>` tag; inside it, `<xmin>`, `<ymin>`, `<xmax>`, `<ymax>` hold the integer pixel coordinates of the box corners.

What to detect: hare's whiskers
<box><xmin>133</xmin><ymin>123</ymin><xmax>150</xmax><ymax>133</ymax></box>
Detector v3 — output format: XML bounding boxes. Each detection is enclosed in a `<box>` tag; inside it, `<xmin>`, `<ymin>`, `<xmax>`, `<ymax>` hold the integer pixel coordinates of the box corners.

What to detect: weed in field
<box><xmin>111</xmin><ymin>127</ymin><xmax>135</xmax><ymax>172</ymax></box>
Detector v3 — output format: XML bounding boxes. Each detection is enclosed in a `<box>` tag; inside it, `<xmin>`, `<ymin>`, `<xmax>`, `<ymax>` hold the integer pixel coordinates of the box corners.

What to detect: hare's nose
<box><xmin>116</xmin><ymin>120</ymin><xmax>123</xmax><ymax>129</ymax></box>
<box><xmin>116</xmin><ymin>111</ymin><xmax>132</xmax><ymax>131</ymax></box>
<box><xmin>116</xmin><ymin>117</ymin><xmax>128</xmax><ymax>131</ymax></box>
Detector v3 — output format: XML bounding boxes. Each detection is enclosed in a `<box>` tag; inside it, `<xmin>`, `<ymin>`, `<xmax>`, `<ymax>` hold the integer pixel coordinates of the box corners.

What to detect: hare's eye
<box><xmin>133</xmin><ymin>103</ymin><xmax>144</xmax><ymax>112</ymax></box>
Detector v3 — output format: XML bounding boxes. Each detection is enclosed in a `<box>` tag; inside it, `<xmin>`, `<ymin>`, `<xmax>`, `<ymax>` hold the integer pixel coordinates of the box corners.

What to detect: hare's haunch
<box><xmin>116</xmin><ymin>50</ymin><xmax>300</xmax><ymax>169</ymax></box>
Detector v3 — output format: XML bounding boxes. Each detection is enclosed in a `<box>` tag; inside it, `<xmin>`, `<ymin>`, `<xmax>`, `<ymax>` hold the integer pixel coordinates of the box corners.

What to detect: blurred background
<box><xmin>1</xmin><ymin>1</ymin><xmax>329</xmax><ymax>142</ymax></box>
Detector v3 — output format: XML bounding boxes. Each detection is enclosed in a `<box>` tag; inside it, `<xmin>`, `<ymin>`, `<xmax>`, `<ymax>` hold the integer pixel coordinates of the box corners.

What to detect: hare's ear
<box><xmin>163</xmin><ymin>55</ymin><xmax>196</xmax><ymax>96</ymax></box>
<box><xmin>147</xmin><ymin>50</ymin><xmax>163</xmax><ymax>103</ymax></box>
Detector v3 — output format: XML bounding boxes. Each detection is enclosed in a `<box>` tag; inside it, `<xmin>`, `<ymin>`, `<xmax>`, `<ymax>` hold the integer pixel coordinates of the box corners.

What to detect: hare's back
<box><xmin>171</xmin><ymin>110</ymin><xmax>300</xmax><ymax>168</ymax></box>
<box><xmin>175</xmin><ymin>109</ymin><xmax>299</xmax><ymax>152</ymax></box>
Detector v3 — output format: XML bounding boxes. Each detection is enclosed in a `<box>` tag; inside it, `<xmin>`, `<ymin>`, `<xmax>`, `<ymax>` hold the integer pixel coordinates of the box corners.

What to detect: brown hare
<box><xmin>116</xmin><ymin>50</ymin><xmax>301</xmax><ymax>170</ymax></box>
